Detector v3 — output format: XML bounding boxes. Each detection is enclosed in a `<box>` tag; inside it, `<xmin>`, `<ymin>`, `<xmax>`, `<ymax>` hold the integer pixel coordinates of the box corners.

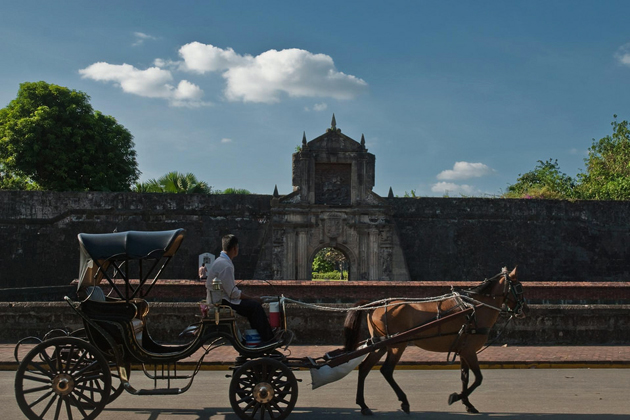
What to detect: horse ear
<box><xmin>509</xmin><ymin>266</ymin><xmax>518</xmax><ymax>279</ymax></box>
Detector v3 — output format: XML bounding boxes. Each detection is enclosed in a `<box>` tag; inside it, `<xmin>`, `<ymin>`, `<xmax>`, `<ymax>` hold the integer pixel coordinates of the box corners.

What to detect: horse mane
<box><xmin>343</xmin><ymin>300</ymin><xmax>370</xmax><ymax>352</ymax></box>
<box><xmin>465</xmin><ymin>277</ymin><xmax>497</xmax><ymax>295</ymax></box>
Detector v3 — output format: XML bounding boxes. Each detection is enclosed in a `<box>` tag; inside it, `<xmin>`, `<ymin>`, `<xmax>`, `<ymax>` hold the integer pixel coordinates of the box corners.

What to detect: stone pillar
<box><xmin>286</xmin><ymin>230</ymin><xmax>296</xmax><ymax>279</ymax></box>
<box><xmin>272</xmin><ymin>228</ymin><xmax>285</xmax><ymax>280</ymax></box>
<box><xmin>368</xmin><ymin>229</ymin><xmax>379</xmax><ymax>280</ymax></box>
<box><xmin>297</xmin><ymin>229</ymin><xmax>308</xmax><ymax>280</ymax></box>
<box><xmin>380</xmin><ymin>245</ymin><xmax>393</xmax><ymax>281</ymax></box>
<box><xmin>359</xmin><ymin>230</ymin><xmax>368</xmax><ymax>280</ymax></box>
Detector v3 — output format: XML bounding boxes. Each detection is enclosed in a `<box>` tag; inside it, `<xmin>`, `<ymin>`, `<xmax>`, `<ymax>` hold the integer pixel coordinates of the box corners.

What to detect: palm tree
<box><xmin>133</xmin><ymin>172</ymin><xmax>211</xmax><ymax>194</ymax></box>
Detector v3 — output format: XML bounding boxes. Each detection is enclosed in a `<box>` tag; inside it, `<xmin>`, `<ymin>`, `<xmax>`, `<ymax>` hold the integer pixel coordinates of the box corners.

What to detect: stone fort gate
<box><xmin>270</xmin><ymin>116</ymin><xmax>410</xmax><ymax>281</ymax></box>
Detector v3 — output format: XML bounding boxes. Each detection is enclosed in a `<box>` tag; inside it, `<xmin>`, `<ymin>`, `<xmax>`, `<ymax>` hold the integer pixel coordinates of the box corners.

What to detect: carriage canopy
<box><xmin>77</xmin><ymin>229</ymin><xmax>185</xmax><ymax>292</ymax></box>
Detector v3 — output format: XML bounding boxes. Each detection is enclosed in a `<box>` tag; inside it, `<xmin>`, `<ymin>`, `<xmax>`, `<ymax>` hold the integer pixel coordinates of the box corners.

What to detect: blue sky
<box><xmin>2</xmin><ymin>1</ymin><xmax>630</xmax><ymax>197</ymax></box>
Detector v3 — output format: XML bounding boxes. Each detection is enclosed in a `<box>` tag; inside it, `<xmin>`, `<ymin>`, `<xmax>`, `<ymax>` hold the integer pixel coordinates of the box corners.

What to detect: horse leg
<box><xmin>380</xmin><ymin>346</ymin><xmax>410</xmax><ymax>414</ymax></box>
<box><xmin>448</xmin><ymin>351</ymin><xmax>482</xmax><ymax>413</ymax></box>
<box><xmin>356</xmin><ymin>347</ymin><xmax>386</xmax><ymax>415</ymax></box>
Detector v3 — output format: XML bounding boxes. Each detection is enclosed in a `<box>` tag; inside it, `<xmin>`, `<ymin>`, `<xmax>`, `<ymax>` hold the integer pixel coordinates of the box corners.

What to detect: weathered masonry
<box><xmin>2</xmin><ymin>117</ymin><xmax>630</xmax><ymax>287</ymax></box>
<box><xmin>270</xmin><ymin>116</ymin><xmax>409</xmax><ymax>280</ymax></box>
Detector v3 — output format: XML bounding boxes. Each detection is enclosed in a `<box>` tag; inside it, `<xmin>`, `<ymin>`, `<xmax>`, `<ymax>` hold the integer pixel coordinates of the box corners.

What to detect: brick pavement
<box><xmin>4</xmin><ymin>343</ymin><xmax>630</xmax><ymax>371</ymax></box>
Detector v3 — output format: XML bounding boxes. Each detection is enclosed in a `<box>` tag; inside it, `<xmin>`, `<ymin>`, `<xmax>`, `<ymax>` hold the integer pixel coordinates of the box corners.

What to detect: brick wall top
<box><xmin>88</xmin><ymin>279</ymin><xmax>630</xmax><ymax>305</ymax></box>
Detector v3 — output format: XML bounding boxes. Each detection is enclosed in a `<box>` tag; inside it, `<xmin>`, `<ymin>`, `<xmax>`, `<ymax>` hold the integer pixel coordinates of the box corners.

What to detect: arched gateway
<box><xmin>270</xmin><ymin>116</ymin><xmax>410</xmax><ymax>281</ymax></box>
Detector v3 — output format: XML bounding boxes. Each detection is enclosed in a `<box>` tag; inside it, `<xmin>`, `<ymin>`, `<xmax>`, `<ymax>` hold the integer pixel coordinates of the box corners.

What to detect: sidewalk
<box><xmin>4</xmin><ymin>343</ymin><xmax>630</xmax><ymax>370</ymax></box>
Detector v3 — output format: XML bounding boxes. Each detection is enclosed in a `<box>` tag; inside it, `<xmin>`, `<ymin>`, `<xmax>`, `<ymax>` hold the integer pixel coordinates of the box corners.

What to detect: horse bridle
<box><xmin>462</xmin><ymin>269</ymin><xmax>525</xmax><ymax>317</ymax></box>
<box><xmin>501</xmin><ymin>270</ymin><xmax>525</xmax><ymax>318</ymax></box>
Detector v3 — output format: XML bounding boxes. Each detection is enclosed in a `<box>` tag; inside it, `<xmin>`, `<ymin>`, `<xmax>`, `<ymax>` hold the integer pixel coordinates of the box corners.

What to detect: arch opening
<box><xmin>311</xmin><ymin>247</ymin><xmax>350</xmax><ymax>281</ymax></box>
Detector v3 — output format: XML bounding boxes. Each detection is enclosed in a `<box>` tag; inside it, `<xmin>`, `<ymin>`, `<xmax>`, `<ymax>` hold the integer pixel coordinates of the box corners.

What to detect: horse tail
<box><xmin>344</xmin><ymin>300</ymin><xmax>369</xmax><ymax>352</ymax></box>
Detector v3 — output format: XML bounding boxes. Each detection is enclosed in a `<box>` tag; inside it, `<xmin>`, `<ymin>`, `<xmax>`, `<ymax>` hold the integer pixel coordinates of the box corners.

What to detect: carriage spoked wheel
<box><xmin>15</xmin><ymin>336</ymin><xmax>111</xmax><ymax>420</ymax></box>
<box><xmin>229</xmin><ymin>357</ymin><xmax>298</xmax><ymax>420</ymax></box>
<box><xmin>69</xmin><ymin>328</ymin><xmax>130</xmax><ymax>405</ymax></box>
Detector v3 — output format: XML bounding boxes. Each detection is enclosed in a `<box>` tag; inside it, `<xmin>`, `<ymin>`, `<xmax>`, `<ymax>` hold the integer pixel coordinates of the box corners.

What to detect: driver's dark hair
<box><xmin>222</xmin><ymin>234</ymin><xmax>238</xmax><ymax>252</ymax></box>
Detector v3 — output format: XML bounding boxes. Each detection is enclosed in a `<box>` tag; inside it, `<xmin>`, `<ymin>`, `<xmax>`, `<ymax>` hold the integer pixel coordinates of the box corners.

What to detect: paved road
<box><xmin>4</xmin><ymin>369</ymin><xmax>629</xmax><ymax>419</ymax></box>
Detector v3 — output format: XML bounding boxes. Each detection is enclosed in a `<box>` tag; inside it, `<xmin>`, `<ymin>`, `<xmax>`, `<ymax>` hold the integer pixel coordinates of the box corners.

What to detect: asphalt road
<box><xmin>4</xmin><ymin>369</ymin><xmax>629</xmax><ymax>419</ymax></box>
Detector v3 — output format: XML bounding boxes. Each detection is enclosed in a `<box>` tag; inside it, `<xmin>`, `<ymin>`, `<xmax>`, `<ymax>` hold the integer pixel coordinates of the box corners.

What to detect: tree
<box><xmin>312</xmin><ymin>247</ymin><xmax>348</xmax><ymax>279</ymax></box>
<box><xmin>218</xmin><ymin>187</ymin><xmax>251</xmax><ymax>194</ymax></box>
<box><xmin>312</xmin><ymin>248</ymin><xmax>335</xmax><ymax>273</ymax></box>
<box><xmin>576</xmin><ymin>117</ymin><xmax>630</xmax><ymax>200</ymax></box>
<box><xmin>504</xmin><ymin>159</ymin><xmax>576</xmax><ymax>199</ymax></box>
<box><xmin>133</xmin><ymin>171</ymin><xmax>211</xmax><ymax>194</ymax></box>
<box><xmin>0</xmin><ymin>81</ymin><xmax>139</xmax><ymax>191</ymax></box>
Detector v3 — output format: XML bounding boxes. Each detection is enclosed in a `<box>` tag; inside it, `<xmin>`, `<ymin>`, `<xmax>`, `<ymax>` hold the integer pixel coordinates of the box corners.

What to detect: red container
<box><xmin>269</xmin><ymin>302</ymin><xmax>281</xmax><ymax>328</ymax></box>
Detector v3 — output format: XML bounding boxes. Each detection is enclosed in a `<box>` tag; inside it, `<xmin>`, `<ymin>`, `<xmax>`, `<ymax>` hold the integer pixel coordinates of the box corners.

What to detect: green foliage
<box><xmin>217</xmin><ymin>187</ymin><xmax>251</xmax><ymax>194</ymax></box>
<box><xmin>576</xmin><ymin>118</ymin><xmax>630</xmax><ymax>200</ymax></box>
<box><xmin>312</xmin><ymin>248</ymin><xmax>335</xmax><ymax>272</ymax></box>
<box><xmin>0</xmin><ymin>81</ymin><xmax>139</xmax><ymax>191</ymax></box>
<box><xmin>312</xmin><ymin>247</ymin><xmax>348</xmax><ymax>280</ymax></box>
<box><xmin>504</xmin><ymin>159</ymin><xmax>576</xmax><ymax>199</ymax></box>
<box><xmin>505</xmin><ymin>117</ymin><xmax>630</xmax><ymax>201</ymax></box>
<box><xmin>403</xmin><ymin>189</ymin><xmax>417</xmax><ymax>198</ymax></box>
<box><xmin>133</xmin><ymin>171</ymin><xmax>211</xmax><ymax>194</ymax></box>
<box><xmin>312</xmin><ymin>271</ymin><xmax>348</xmax><ymax>281</ymax></box>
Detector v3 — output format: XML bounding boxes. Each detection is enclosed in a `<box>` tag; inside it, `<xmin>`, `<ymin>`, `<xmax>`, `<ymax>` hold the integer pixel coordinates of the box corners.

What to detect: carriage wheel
<box><xmin>70</xmin><ymin>328</ymin><xmax>130</xmax><ymax>405</ymax></box>
<box><xmin>15</xmin><ymin>336</ymin><xmax>111</xmax><ymax>420</ymax></box>
<box><xmin>229</xmin><ymin>357</ymin><xmax>298</xmax><ymax>420</ymax></box>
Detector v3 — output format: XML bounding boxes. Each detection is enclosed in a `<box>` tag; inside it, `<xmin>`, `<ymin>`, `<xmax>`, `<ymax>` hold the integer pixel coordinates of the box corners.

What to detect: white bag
<box><xmin>310</xmin><ymin>344</ymin><xmax>367</xmax><ymax>390</ymax></box>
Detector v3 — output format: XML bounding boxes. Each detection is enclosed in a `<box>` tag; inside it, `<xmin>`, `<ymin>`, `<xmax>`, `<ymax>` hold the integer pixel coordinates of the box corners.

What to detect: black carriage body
<box><xmin>15</xmin><ymin>228</ymin><xmax>298</xmax><ymax>420</ymax></box>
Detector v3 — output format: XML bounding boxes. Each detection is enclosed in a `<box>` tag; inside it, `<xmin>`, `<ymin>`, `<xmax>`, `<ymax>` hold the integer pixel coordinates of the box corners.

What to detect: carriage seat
<box><xmin>179</xmin><ymin>304</ymin><xmax>236</xmax><ymax>339</ymax></box>
<box><xmin>83</xmin><ymin>286</ymin><xmax>145</xmax><ymax>345</ymax></box>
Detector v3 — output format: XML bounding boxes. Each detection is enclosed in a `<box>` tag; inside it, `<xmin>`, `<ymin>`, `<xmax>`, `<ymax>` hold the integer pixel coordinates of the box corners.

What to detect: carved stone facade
<box><xmin>271</xmin><ymin>117</ymin><xmax>410</xmax><ymax>280</ymax></box>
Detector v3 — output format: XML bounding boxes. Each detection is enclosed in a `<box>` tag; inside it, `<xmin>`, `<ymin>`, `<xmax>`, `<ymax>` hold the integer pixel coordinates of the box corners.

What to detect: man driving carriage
<box><xmin>206</xmin><ymin>234</ymin><xmax>276</xmax><ymax>344</ymax></box>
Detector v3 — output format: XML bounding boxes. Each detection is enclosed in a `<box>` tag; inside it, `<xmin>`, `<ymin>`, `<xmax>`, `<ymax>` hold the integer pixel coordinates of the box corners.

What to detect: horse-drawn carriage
<box><xmin>14</xmin><ymin>229</ymin><xmax>526</xmax><ymax>419</ymax></box>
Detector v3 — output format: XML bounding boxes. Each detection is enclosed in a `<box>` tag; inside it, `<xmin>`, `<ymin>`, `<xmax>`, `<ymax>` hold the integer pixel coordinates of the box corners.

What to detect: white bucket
<box><xmin>244</xmin><ymin>329</ymin><xmax>261</xmax><ymax>347</ymax></box>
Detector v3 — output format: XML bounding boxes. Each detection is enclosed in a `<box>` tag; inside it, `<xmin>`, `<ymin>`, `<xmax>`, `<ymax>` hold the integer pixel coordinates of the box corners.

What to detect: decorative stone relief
<box><xmin>270</xmin><ymin>116</ymin><xmax>410</xmax><ymax>281</ymax></box>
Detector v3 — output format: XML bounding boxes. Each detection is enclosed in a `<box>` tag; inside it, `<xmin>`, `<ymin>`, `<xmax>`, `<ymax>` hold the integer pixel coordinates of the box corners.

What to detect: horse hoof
<box><xmin>466</xmin><ymin>406</ymin><xmax>479</xmax><ymax>414</ymax></box>
<box><xmin>361</xmin><ymin>408</ymin><xmax>374</xmax><ymax>416</ymax></box>
<box><xmin>448</xmin><ymin>393</ymin><xmax>460</xmax><ymax>405</ymax></box>
<box><xmin>401</xmin><ymin>403</ymin><xmax>410</xmax><ymax>414</ymax></box>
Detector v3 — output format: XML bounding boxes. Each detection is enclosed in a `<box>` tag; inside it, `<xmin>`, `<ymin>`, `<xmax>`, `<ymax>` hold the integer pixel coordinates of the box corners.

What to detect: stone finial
<box><xmin>388</xmin><ymin>187</ymin><xmax>394</xmax><ymax>199</ymax></box>
<box><xmin>302</xmin><ymin>131</ymin><xmax>307</xmax><ymax>147</ymax></box>
<box><xmin>273</xmin><ymin>185</ymin><xmax>279</xmax><ymax>197</ymax></box>
<box><xmin>361</xmin><ymin>134</ymin><xmax>366</xmax><ymax>149</ymax></box>
<box><xmin>331</xmin><ymin>113</ymin><xmax>337</xmax><ymax>130</ymax></box>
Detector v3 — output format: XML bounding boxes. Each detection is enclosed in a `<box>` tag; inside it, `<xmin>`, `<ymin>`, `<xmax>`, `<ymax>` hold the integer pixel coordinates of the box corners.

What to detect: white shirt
<box><xmin>206</xmin><ymin>251</ymin><xmax>242</xmax><ymax>305</ymax></box>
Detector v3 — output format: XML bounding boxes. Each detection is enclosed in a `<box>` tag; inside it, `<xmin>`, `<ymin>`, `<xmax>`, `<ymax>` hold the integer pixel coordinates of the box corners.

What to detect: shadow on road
<box><xmin>103</xmin><ymin>406</ymin><xmax>630</xmax><ymax>419</ymax></box>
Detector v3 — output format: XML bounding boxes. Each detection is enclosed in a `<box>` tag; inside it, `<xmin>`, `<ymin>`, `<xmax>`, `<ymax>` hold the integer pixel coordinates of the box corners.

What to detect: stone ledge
<box><xmin>1</xmin><ymin>302</ymin><xmax>628</xmax><ymax>345</ymax></box>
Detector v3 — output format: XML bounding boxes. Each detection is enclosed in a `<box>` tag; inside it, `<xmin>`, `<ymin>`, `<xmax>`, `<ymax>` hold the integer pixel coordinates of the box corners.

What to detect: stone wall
<box><xmin>1</xmin><ymin>302</ymin><xmax>627</xmax><ymax>345</ymax></box>
<box><xmin>2</xmin><ymin>192</ymin><xmax>630</xmax><ymax>288</ymax></box>
<box><xmin>390</xmin><ymin>197</ymin><xmax>630</xmax><ymax>283</ymax></box>
<box><xmin>0</xmin><ymin>191</ymin><xmax>272</xmax><ymax>287</ymax></box>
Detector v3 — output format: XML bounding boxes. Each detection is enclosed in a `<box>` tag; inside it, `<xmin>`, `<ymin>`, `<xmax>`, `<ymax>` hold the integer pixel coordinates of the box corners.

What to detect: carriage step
<box><xmin>134</xmin><ymin>388</ymin><xmax>185</xmax><ymax>396</ymax></box>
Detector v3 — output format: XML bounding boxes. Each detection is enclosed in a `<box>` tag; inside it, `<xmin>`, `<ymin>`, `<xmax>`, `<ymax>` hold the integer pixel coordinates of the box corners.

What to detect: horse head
<box><xmin>502</xmin><ymin>267</ymin><xmax>527</xmax><ymax>318</ymax></box>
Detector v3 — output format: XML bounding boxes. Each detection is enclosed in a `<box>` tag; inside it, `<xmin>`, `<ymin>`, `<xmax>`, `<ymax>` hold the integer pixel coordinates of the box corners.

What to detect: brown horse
<box><xmin>343</xmin><ymin>267</ymin><xmax>526</xmax><ymax>415</ymax></box>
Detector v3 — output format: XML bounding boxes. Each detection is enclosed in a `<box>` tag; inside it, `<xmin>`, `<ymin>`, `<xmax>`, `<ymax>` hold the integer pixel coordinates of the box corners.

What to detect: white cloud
<box><xmin>178</xmin><ymin>42</ymin><xmax>250</xmax><ymax>73</ymax></box>
<box><xmin>132</xmin><ymin>32</ymin><xmax>157</xmax><ymax>47</ymax></box>
<box><xmin>436</xmin><ymin>162</ymin><xmax>494</xmax><ymax>181</ymax></box>
<box><xmin>615</xmin><ymin>43</ymin><xmax>630</xmax><ymax>66</ymax></box>
<box><xmin>153</xmin><ymin>58</ymin><xmax>180</xmax><ymax>69</ymax></box>
<box><xmin>81</xmin><ymin>42</ymin><xmax>366</xmax><ymax>106</ymax></box>
<box><xmin>304</xmin><ymin>102</ymin><xmax>328</xmax><ymax>112</ymax></box>
<box><xmin>431</xmin><ymin>182</ymin><xmax>479</xmax><ymax>196</ymax></box>
<box><xmin>569</xmin><ymin>148</ymin><xmax>588</xmax><ymax>156</ymax></box>
<box><xmin>177</xmin><ymin>43</ymin><xmax>367</xmax><ymax>103</ymax></box>
<box><xmin>221</xmin><ymin>138</ymin><xmax>232</xmax><ymax>143</ymax></box>
<box><xmin>79</xmin><ymin>62</ymin><xmax>208</xmax><ymax>107</ymax></box>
